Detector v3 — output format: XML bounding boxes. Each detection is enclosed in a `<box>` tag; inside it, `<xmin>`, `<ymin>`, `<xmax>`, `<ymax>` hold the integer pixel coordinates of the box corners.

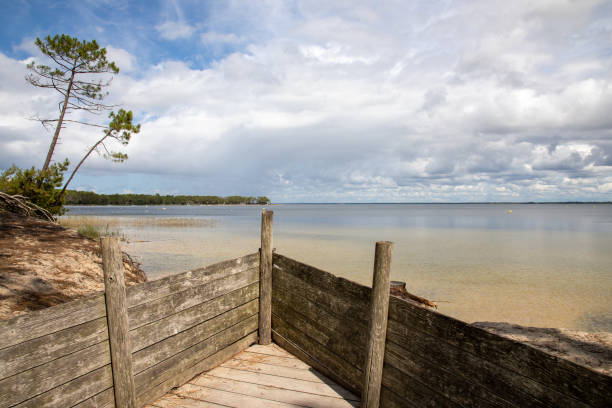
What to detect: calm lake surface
<box><xmin>65</xmin><ymin>203</ymin><xmax>612</xmax><ymax>332</ymax></box>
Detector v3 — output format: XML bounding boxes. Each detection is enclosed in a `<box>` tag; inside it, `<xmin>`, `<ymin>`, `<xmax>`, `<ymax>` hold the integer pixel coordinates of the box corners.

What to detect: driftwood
<box><xmin>0</xmin><ymin>192</ymin><xmax>55</xmax><ymax>222</ymax></box>
<box><xmin>389</xmin><ymin>281</ymin><xmax>437</xmax><ymax>309</ymax></box>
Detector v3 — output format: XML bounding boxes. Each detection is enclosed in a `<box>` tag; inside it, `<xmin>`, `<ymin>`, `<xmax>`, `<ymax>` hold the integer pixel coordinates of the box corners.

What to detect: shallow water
<box><xmin>65</xmin><ymin>203</ymin><xmax>612</xmax><ymax>331</ymax></box>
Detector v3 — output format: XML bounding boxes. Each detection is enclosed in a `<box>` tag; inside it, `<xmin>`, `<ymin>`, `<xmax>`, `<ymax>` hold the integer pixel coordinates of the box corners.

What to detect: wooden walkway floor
<box><xmin>146</xmin><ymin>343</ymin><xmax>361</xmax><ymax>408</ymax></box>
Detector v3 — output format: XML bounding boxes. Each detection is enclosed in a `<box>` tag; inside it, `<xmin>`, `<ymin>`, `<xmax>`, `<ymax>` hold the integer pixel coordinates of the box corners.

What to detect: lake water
<box><xmin>65</xmin><ymin>203</ymin><xmax>612</xmax><ymax>332</ymax></box>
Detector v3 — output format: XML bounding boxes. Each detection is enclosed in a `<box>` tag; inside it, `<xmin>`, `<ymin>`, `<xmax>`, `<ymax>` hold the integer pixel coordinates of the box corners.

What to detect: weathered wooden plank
<box><xmin>101</xmin><ymin>236</ymin><xmax>136</xmax><ymax>408</ymax></box>
<box><xmin>0</xmin><ymin>292</ymin><xmax>106</xmax><ymax>350</ymax></box>
<box><xmin>259</xmin><ymin>210</ymin><xmax>273</xmax><ymax>344</ymax></box>
<box><xmin>133</xmin><ymin>299</ymin><xmax>258</xmax><ymax>374</ymax></box>
<box><xmin>271</xmin><ymin>317</ymin><xmax>362</xmax><ymax>393</ymax></box>
<box><xmin>381</xmin><ymin>362</ymin><xmax>459</xmax><ymax>407</ymax></box>
<box><xmin>71</xmin><ymin>387</ymin><xmax>115</xmax><ymax>408</ymax></box>
<box><xmin>273</xmin><ymin>253</ymin><xmax>370</xmax><ymax>312</ymax></box>
<box><xmin>191</xmin><ymin>375</ymin><xmax>360</xmax><ymax>408</ymax></box>
<box><xmin>12</xmin><ymin>365</ymin><xmax>112</xmax><ymax>408</ymax></box>
<box><xmin>174</xmin><ymin>383</ymin><xmax>303</xmax><ymax>408</ymax></box>
<box><xmin>128</xmin><ymin>267</ymin><xmax>259</xmax><ymax>330</ymax></box>
<box><xmin>135</xmin><ymin>315</ymin><xmax>258</xmax><ymax>398</ymax></box>
<box><xmin>131</xmin><ymin>282</ymin><xmax>259</xmax><ymax>352</ymax></box>
<box><xmin>386</xmin><ymin>320</ymin><xmax>587</xmax><ymax>408</ymax></box>
<box><xmin>246</xmin><ymin>343</ymin><xmax>292</xmax><ymax>357</ymax></box>
<box><xmin>127</xmin><ymin>253</ymin><xmax>258</xmax><ymax>308</ymax></box>
<box><xmin>384</xmin><ymin>341</ymin><xmax>516</xmax><ymax>408</ymax></box>
<box><xmin>388</xmin><ymin>296</ymin><xmax>612</xmax><ymax>407</ymax></box>
<box><xmin>233</xmin><ymin>351</ymin><xmax>312</xmax><ymax>370</ymax></box>
<box><xmin>136</xmin><ymin>331</ymin><xmax>257</xmax><ymax>406</ymax></box>
<box><xmin>272</xmin><ymin>295</ymin><xmax>365</xmax><ymax>370</ymax></box>
<box><xmin>0</xmin><ymin>340</ymin><xmax>110</xmax><ymax>408</ymax></box>
<box><xmin>0</xmin><ymin>316</ymin><xmax>108</xmax><ymax>380</ymax></box>
<box><xmin>150</xmin><ymin>393</ymin><xmax>231</xmax><ymax>408</ymax></box>
<box><xmin>209</xmin><ymin>365</ymin><xmax>360</xmax><ymax>401</ymax></box>
<box><xmin>379</xmin><ymin>386</ymin><xmax>416</xmax><ymax>408</ymax></box>
<box><xmin>222</xmin><ymin>357</ymin><xmax>347</xmax><ymax>384</ymax></box>
<box><xmin>362</xmin><ymin>241</ymin><xmax>392</xmax><ymax>408</ymax></box>
<box><xmin>272</xmin><ymin>279</ymin><xmax>369</xmax><ymax>348</ymax></box>
<box><xmin>273</xmin><ymin>260</ymin><xmax>369</xmax><ymax>325</ymax></box>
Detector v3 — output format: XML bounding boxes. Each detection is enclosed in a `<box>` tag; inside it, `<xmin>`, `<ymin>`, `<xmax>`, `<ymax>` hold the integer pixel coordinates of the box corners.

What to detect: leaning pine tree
<box><xmin>26</xmin><ymin>34</ymin><xmax>140</xmax><ymax>197</ymax></box>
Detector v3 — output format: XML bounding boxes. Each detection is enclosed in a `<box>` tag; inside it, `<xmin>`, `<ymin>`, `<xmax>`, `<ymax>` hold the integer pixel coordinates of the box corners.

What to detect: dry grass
<box><xmin>58</xmin><ymin>215</ymin><xmax>216</xmax><ymax>229</ymax></box>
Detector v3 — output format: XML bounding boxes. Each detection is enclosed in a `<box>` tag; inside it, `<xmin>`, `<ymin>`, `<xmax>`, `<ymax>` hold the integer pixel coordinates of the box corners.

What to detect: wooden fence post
<box><xmin>362</xmin><ymin>241</ymin><xmax>393</xmax><ymax>408</ymax></box>
<box><xmin>259</xmin><ymin>209</ymin><xmax>274</xmax><ymax>345</ymax></box>
<box><xmin>101</xmin><ymin>236</ymin><xmax>137</xmax><ymax>408</ymax></box>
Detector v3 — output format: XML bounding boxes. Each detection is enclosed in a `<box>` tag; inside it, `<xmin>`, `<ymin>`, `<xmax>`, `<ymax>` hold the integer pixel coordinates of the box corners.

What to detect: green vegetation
<box><xmin>0</xmin><ymin>160</ymin><xmax>70</xmax><ymax>215</ymax></box>
<box><xmin>65</xmin><ymin>191</ymin><xmax>271</xmax><ymax>205</ymax></box>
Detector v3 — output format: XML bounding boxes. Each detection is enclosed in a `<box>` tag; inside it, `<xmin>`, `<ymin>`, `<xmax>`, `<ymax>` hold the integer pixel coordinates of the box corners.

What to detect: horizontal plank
<box><xmin>246</xmin><ymin>344</ymin><xmax>292</xmax><ymax>357</ymax></box>
<box><xmin>233</xmin><ymin>351</ymin><xmax>312</xmax><ymax>370</ymax></box>
<box><xmin>128</xmin><ymin>252</ymin><xmax>258</xmax><ymax>308</ymax></box>
<box><xmin>128</xmin><ymin>267</ymin><xmax>259</xmax><ymax>329</ymax></box>
<box><xmin>382</xmin><ymin>361</ymin><xmax>458</xmax><ymax>407</ymax></box>
<box><xmin>151</xmin><ymin>393</ymin><xmax>231</xmax><ymax>408</ymax></box>
<box><xmin>192</xmin><ymin>375</ymin><xmax>359</xmax><ymax>408</ymax></box>
<box><xmin>0</xmin><ymin>316</ymin><xmax>108</xmax><ymax>380</ymax></box>
<box><xmin>384</xmin><ymin>340</ymin><xmax>515</xmax><ymax>408</ymax></box>
<box><xmin>0</xmin><ymin>292</ymin><xmax>106</xmax><ymax>350</ymax></box>
<box><xmin>135</xmin><ymin>315</ymin><xmax>258</xmax><ymax>398</ymax></box>
<box><xmin>273</xmin><ymin>254</ymin><xmax>370</xmax><ymax>315</ymax></box>
<box><xmin>380</xmin><ymin>386</ymin><xmax>417</xmax><ymax>408</ymax></box>
<box><xmin>133</xmin><ymin>299</ymin><xmax>258</xmax><ymax>374</ymax></box>
<box><xmin>222</xmin><ymin>357</ymin><xmax>331</xmax><ymax>382</ymax></box>
<box><xmin>388</xmin><ymin>296</ymin><xmax>612</xmax><ymax>407</ymax></box>
<box><xmin>71</xmin><ymin>387</ymin><xmax>115</xmax><ymax>408</ymax></box>
<box><xmin>174</xmin><ymin>383</ymin><xmax>303</xmax><ymax>408</ymax></box>
<box><xmin>386</xmin><ymin>320</ymin><xmax>587</xmax><ymax>408</ymax></box>
<box><xmin>272</xmin><ymin>317</ymin><xmax>362</xmax><ymax>394</ymax></box>
<box><xmin>0</xmin><ymin>341</ymin><xmax>110</xmax><ymax>408</ymax></box>
<box><xmin>272</xmin><ymin>293</ymin><xmax>365</xmax><ymax>370</ymax></box>
<box><xmin>208</xmin><ymin>366</ymin><xmax>359</xmax><ymax>401</ymax></box>
<box><xmin>137</xmin><ymin>331</ymin><xmax>257</xmax><ymax>406</ymax></box>
<box><xmin>131</xmin><ymin>282</ymin><xmax>259</xmax><ymax>352</ymax></box>
<box><xmin>13</xmin><ymin>365</ymin><xmax>112</xmax><ymax>408</ymax></box>
<box><xmin>273</xmin><ymin>260</ymin><xmax>369</xmax><ymax>327</ymax></box>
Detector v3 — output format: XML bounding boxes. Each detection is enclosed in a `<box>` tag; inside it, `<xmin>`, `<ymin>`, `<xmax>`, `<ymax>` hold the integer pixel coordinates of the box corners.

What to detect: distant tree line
<box><xmin>64</xmin><ymin>190</ymin><xmax>271</xmax><ymax>206</ymax></box>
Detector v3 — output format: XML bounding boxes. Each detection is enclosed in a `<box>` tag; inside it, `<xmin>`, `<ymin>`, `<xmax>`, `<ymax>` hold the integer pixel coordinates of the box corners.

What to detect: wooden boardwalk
<box><xmin>146</xmin><ymin>343</ymin><xmax>361</xmax><ymax>408</ymax></box>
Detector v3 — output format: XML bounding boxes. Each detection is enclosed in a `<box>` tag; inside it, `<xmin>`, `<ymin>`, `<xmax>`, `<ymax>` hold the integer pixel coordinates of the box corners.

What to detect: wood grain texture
<box><xmin>128</xmin><ymin>267</ymin><xmax>259</xmax><ymax>330</ymax></box>
<box><xmin>362</xmin><ymin>241</ymin><xmax>392</xmax><ymax>408</ymax></box>
<box><xmin>259</xmin><ymin>209</ymin><xmax>273</xmax><ymax>344</ymax></box>
<box><xmin>101</xmin><ymin>236</ymin><xmax>136</xmax><ymax>408</ymax></box>
<box><xmin>0</xmin><ymin>292</ymin><xmax>106</xmax><ymax>350</ymax></box>
<box><xmin>0</xmin><ymin>341</ymin><xmax>110</xmax><ymax>408</ymax></box>
<box><xmin>12</xmin><ymin>365</ymin><xmax>112</xmax><ymax>408</ymax></box>
<box><xmin>71</xmin><ymin>387</ymin><xmax>115</xmax><ymax>408</ymax></box>
<box><xmin>0</xmin><ymin>316</ymin><xmax>108</xmax><ymax>380</ymax></box>
<box><xmin>272</xmin><ymin>292</ymin><xmax>366</xmax><ymax>370</ymax></box>
<box><xmin>273</xmin><ymin>254</ymin><xmax>370</xmax><ymax>318</ymax></box>
<box><xmin>136</xmin><ymin>331</ymin><xmax>257</xmax><ymax>406</ymax></box>
<box><xmin>388</xmin><ymin>296</ymin><xmax>612</xmax><ymax>407</ymax></box>
<box><xmin>272</xmin><ymin>317</ymin><xmax>362</xmax><ymax>393</ymax></box>
<box><xmin>133</xmin><ymin>299</ymin><xmax>258</xmax><ymax>374</ymax></box>
<box><xmin>130</xmin><ymin>282</ymin><xmax>259</xmax><ymax>353</ymax></box>
<box><xmin>135</xmin><ymin>315</ymin><xmax>258</xmax><ymax>401</ymax></box>
<box><xmin>127</xmin><ymin>253</ymin><xmax>258</xmax><ymax>308</ymax></box>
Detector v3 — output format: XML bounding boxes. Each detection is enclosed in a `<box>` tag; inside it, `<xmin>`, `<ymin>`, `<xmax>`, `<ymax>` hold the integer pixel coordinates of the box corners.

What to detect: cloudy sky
<box><xmin>1</xmin><ymin>0</ymin><xmax>611</xmax><ymax>202</ymax></box>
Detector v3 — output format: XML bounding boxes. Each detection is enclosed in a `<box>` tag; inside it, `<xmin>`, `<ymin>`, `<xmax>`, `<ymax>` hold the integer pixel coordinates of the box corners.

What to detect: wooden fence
<box><xmin>271</xmin><ymin>252</ymin><xmax>612</xmax><ymax>408</ymax></box>
<box><xmin>1</xmin><ymin>210</ymin><xmax>611</xmax><ymax>407</ymax></box>
<box><xmin>0</xmin><ymin>248</ymin><xmax>259</xmax><ymax>408</ymax></box>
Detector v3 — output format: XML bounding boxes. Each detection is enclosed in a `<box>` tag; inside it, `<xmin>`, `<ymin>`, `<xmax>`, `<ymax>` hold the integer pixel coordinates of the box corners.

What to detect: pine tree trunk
<box><xmin>42</xmin><ymin>70</ymin><xmax>75</xmax><ymax>172</ymax></box>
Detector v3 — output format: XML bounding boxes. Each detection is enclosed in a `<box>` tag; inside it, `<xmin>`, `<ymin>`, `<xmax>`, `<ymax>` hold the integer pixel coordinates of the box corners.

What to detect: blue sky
<box><xmin>1</xmin><ymin>0</ymin><xmax>611</xmax><ymax>202</ymax></box>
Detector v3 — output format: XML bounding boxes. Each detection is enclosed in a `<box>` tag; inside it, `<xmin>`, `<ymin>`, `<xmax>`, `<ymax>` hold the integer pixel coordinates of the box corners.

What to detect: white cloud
<box><xmin>155</xmin><ymin>20</ymin><xmax>195</xmax><ymax>40</ymax></box>
<box><xmin>105</xmin><ymin>46</ymin><xmax>136</xmax><ymax>72</ymax></box>
<box><xmin>1</xmin><ymin>1</ymin><xmax>611</xmax><ymax>201</ymax></box>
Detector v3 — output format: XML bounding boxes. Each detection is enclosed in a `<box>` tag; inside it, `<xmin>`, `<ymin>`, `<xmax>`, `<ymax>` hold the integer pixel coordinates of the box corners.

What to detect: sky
<box><xmin>0</xmin><ymin>0</ymin><xmax>611</xmax><ymax>202</ymax></box>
